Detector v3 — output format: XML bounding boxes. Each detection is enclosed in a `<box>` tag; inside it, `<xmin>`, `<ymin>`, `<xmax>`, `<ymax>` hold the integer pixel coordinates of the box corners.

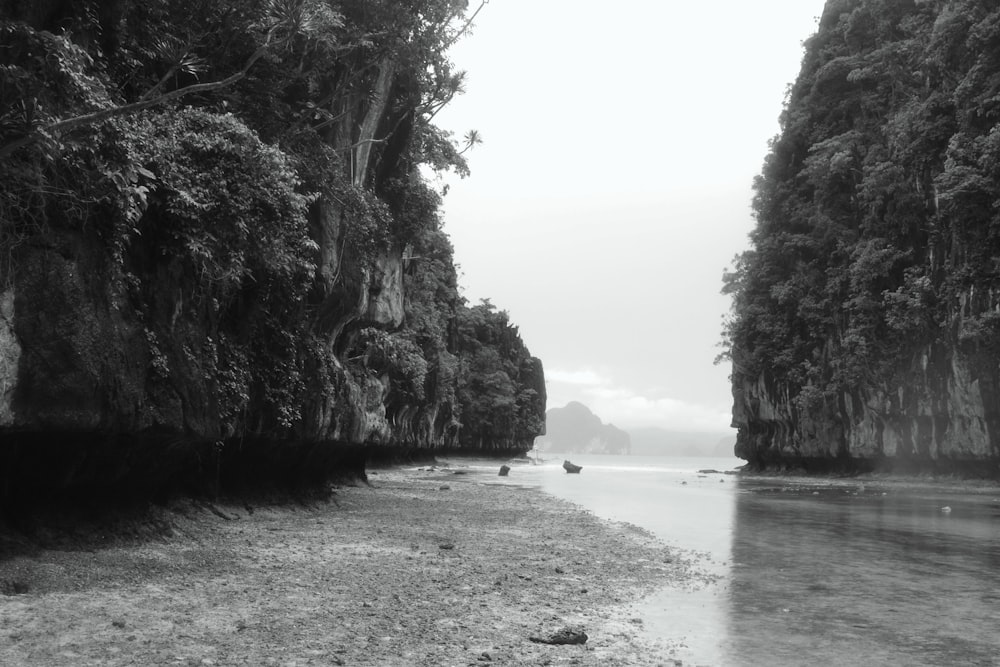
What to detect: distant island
<box><xmin>534</xmin><ymin>402</ymin><xmax>630</xmax><ymax>455</ymax></box>
<box><xmin>534</xmin><ymin>401</ymin><xmax>736</xmax><ymax>457</ymax></box>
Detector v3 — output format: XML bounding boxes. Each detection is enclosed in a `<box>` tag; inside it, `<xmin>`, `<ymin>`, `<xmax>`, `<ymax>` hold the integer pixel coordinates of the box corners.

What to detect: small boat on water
<box><xmin>562</xmin><ymin>460</ymin><xmax>582</xmax><ymax>474</ymax></box>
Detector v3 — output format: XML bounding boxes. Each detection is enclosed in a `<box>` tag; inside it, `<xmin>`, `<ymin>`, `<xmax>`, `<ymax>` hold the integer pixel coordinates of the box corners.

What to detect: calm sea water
<box><xmin>445</xmin><ymin>453</ymin><xmax>1000</xmax><ymax>666</ymax></box>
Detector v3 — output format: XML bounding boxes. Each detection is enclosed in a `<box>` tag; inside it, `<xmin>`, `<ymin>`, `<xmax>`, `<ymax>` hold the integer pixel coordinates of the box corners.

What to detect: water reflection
<box><xmin>469</xmin><ymin>455</ymin><xmax>1000</xmax><ymax>666</ymax></box>
<box><xmin>726</xmin><ymin>479</ymin><xmax>1000</xmax><ymax>667</ymax></box>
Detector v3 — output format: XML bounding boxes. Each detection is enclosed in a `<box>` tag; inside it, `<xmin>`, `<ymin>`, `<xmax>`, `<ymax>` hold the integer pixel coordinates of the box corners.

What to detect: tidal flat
<box><xmin>515</xmin><ymin>454</ymin><xmax>1000</xmax><ymax>667</ymax></box>
<box><xmin>0</xmin><ymin>466</ymin><xmax>708</xmax><ymax>666</ymax></box>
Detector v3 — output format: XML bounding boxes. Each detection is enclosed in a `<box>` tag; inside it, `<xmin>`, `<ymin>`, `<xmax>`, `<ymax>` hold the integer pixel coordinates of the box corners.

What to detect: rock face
<box><xmin>726</xmin><ymin>0</ymin><xmax>1000</xmax><ymax>476</ymax></box>
<box><xmin>1</xmin><ymin>221</ymin><xmax>544</xmax><ymax>501</ymax></box>
<box><xmin>733</xmin><ymin>344</ymin><xmax>1000</xmax><ymax>474</ymax></box>
<box><xmin>1</xmin><ymin>219</ymin><xmax>545</xmax><ymax>501</ymax></box>
<box><xmin>538</xmin><ymin>402</ymin><xmax>630</xmax><ymax>455</ymax></box>
<box><xmin>0</xmin><ymin>288</ymin><xmax>20</xmax><ymax>426</ymax></box>
<box><xmin>0</xmin><ymin>6</ymin><xmax>546</xmax><ymax>502</ymax></box>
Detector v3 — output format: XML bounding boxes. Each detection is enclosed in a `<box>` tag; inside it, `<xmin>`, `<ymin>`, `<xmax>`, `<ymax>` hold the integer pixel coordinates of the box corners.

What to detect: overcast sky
<box><xmin>433</xmin><ymin>0</ymin><xmax>826</xmax><ymax>434</ymax></box>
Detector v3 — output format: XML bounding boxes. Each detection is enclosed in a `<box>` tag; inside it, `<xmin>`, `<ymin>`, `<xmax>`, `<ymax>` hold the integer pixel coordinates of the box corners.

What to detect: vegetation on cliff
<box><xmin>721</xmin><ymin>0</ymin><xmax>1000</xmax><ymax>471</ymax></box>
<box><xmin>0</xmin><ymin>0</ymin><xmax>544</xmax><ymax>496</ymax></box>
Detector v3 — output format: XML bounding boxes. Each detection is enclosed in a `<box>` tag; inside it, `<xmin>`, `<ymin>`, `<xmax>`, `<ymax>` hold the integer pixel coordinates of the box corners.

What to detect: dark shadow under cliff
<box><xmin>0</xmin><ymin>430</ymin><xmax>537</xmax><ymax>510</ymax></box>
<box><xmin>0</xmin><ymin>431</ymin><xmax>367</xmax><ymax>507</ymax></box>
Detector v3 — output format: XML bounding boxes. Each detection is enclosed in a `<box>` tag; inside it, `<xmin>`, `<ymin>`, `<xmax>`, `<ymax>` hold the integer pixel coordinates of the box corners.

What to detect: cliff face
<box><xmin>726</xmin><ymin>0</ymin><xmax>1000</xmax><ymax>475</ymax></box>
<box><xmin>732</xmin><ymin>344</ymin><xmax>1000</xmax><ymax>472</ymax></box>
<box><xmin>0</xmin><ymin>2</ymin><xmax>545</xmax><ymax>500</ymax></box>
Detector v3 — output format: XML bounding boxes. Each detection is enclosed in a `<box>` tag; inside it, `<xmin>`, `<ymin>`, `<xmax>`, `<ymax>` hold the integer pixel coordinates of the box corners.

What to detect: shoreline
<box><xmin>0</xmin><ymin>466</ymin><xmax>704</xmax><ymax>666</ymax></box>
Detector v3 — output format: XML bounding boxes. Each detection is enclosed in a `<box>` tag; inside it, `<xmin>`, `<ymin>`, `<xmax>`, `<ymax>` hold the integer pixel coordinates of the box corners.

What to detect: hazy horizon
<box><xmin>435</xmin><ymin>1</ymin><xmax>827</xmax><ymax>433</ymax></box>
<box><xmin>542</xmin><ymin>398</ymin><xmax>735</xmax><ymax>437</ymax></box>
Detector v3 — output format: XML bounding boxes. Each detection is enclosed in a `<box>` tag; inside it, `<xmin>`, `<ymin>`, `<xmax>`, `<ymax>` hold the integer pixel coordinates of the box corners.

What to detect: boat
<box><xmin>562</xmin><ymin>460</ymin><xmax>582</xmax><ymax>474</ymax></box>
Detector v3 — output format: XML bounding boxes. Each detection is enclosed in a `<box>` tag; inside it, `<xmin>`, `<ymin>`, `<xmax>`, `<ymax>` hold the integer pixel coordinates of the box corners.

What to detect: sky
<box><xmin>432</xmin><ymin>0</ymin><xmax>827</xmax><ymax>434</ymax></box>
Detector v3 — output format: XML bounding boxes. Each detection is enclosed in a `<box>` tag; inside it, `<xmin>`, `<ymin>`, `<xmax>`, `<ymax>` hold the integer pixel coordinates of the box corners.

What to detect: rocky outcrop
<box><xmin>0</xmin><ymin>6</ymin><xmax>546</xmax><ymax>503</ymax></box>
<box><xmin>0</xmin><ymin>219</ymin><xmax>542</xmax><ymax>501</ymax></box>
<box><xmin>726</xmin><ymin>0</ymin><xmax>1000</xmax><ymax>476</ymax></box>
<box><xmin>733</xmin><ymin>344</ymin><xmax>1000</xmax><ymax>475</ymax></box>
<box><xmin>538</xmin><ymin>402</ymin><xmax>630</xmax><ymax>455</ymax></box>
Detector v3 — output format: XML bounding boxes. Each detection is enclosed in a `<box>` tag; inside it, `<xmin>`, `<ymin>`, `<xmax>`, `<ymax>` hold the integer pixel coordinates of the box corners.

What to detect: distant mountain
<box><xmin>628</xmin><ymin>427</ymin><xmax>737</xmax><ymax>458</ymax></box>
<box><xmin>535</xmin><ymin>402</ymin><xmax>630</xmax><ymax>454</ymax></box>
<box><xmin>534</xmin><ymin>402</ymin><xmax>737</xmax><ymax>457</ymax></box>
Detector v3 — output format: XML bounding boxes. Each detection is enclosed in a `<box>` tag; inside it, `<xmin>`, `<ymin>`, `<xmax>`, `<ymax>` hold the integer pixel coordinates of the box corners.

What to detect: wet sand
<box><xmin>0</xmin><ymin>465</ymin><xmax>708</xmax><ymax>666</ymax></box>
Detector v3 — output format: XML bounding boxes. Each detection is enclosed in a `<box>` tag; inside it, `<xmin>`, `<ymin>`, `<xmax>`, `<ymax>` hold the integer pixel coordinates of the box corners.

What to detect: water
<box><xmin>451</xmin><ymin>454</ymin><xmax>1000</xmax><ymax>666</ymax></box>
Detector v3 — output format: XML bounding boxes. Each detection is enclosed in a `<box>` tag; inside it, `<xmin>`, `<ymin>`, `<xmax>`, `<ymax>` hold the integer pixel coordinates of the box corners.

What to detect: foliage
<box><xmin>354</xmin><ymin>327</ymin><xmax>429</xmax><ymax>403</ymax></box>
<box><xmin>133</xmin><ymin>108</ymin><xmax>316</xmax><ymax>296</ymax></box>
<box><xmin>722</xmin><ymin>0</ymin><xmax>1000</xmax><ymax>427</ymax></box>
<box><xmin>0</xmin><ymin>0</ymin><xmax>544</xmax><ymax>448</ymax></box>
<box><xmin>454</xmin><ymin>300</ymin><xmax>545</xmax><ymax>447</ymax></box>
<box><xmin>402</xmin><ymin>227</ymin><xmax>461</xmax><ymax>409</ymax></box>
<box><xmin>0</xmin><ymin>23</ymin><xmax>133</xmax><ymax>270</ymax></box>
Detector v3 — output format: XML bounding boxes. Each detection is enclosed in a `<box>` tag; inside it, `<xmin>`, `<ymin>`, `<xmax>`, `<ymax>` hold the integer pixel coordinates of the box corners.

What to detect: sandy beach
<box><xmin>0</xmin><ymin>464</ymin><xmax>709</xmax><ymax>666</ymax></box>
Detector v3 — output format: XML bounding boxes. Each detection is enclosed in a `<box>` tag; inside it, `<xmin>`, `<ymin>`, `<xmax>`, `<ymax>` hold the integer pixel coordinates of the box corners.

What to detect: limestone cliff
<box><xmin>0</xmin><ymin>2</ymin><xmax>545</xmax><ymax>500</ymax></box>
<box><xmin>725</xmin><ymin>0</ymin><xmax>1000</xmax><ymax>475</ymax></box>
<box><xmin>732</xmin><ymin>343</ymin><xmax>1000</xmax><ymax>474</ymax></box>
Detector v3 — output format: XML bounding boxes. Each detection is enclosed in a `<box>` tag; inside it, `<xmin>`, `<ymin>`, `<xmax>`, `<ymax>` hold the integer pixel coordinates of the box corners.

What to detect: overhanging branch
<box><xmin>0</xmin><ymin>24</ymin><xmax>284</xmax><ymax>161</ymax></box>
